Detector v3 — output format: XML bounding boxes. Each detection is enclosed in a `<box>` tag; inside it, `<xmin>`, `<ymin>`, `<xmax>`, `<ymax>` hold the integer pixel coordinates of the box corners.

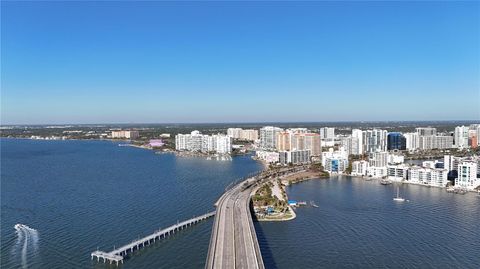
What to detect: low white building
<box><xmin>176</xmin><ymin>131</ymin><xmax>232</xmax><ymax>154</ymax></box>
<box><xmin>387</xmin><ymin>164</ymin><xmax>409</xmax><ymax>181</ymax></box>
<box><xmin>352</xmin><ymin>160</ymin><xmax>369</xmax><ymax>176</ymax></box>
<box><xmin>408</xmin><ymin>166</ymin><xmax>448</xmax><ymax>187</ymax></box>
<box><xmin>367</xmin><ymin>166</ymin><xmax>387</xmax><ymax>178</ymax></box>
<box><xmin>324</xmin><ymin>157</ymin><xmax>348</xmax><ymax>173</ymax></box>
<box><xmin>255</xmin><ymin>151</ymin><xmax>280</xmax><ymax>164</ymax></box>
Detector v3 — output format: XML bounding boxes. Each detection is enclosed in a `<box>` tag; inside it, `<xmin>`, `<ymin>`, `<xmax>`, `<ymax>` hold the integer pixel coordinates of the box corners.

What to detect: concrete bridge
<box><xmin>91</xmin><ymin>211</ymin><xmax>215</xmax><ymax>265</ymax></box>
<box><xmin>205</xmin><ymin>176</ymin><xmax>265</xmax><ymax>269</ymax></box>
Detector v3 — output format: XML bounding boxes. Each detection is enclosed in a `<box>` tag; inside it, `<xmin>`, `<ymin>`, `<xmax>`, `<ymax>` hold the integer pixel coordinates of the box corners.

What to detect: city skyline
<box><xmin>2</xmin><ymin>1</ymin><xmax>479</xmax><ymax>124</ymax></box>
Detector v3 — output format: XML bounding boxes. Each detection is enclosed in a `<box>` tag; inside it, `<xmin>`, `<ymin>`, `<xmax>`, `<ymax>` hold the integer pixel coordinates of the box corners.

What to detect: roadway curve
<box><xmin>205</xmin><ymin>177</ymin><xmax>265</xmax><ymax>269</ymax></box>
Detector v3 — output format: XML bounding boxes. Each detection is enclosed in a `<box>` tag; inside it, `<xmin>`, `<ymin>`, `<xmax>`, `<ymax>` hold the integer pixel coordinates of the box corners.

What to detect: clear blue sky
<box><xmin>1</xmin><ymin>1</ymin><xmax>479</xmax><ymax>124</ymax></box>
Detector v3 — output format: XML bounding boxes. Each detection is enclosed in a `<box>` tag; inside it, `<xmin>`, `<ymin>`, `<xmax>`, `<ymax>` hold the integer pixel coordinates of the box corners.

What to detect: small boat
<box><xmin>310</xmin><ymin>201</ymin><xmax>319</xmax><ymax>208</ymax></box>
<box><xmin>446</xmin><ymin>186</ymin><xmax>455</xmax><ymax>193</ymax></box>
<box><xmin>393</xmin><ymin>186</ymin><xmax>405</xmax><ymax>202</ymax></box>
<box><xmin>380</xmin><ymin>179</ymin><xmax>392</xmax><ymax>185</ymax></box>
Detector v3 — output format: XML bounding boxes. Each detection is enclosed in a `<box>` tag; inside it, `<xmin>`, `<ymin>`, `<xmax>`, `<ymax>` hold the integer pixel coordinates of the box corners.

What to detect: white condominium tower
<box><xmin>259</xmin><ymin>126</ymin><xmax>283</xmax><ymax>150</ymax></box>
<box><xmin>362</xmin><ymin>129</ymin><xmax>388</xmax><ymax>153</ymax></box>
<box><xmin>454</xmin><ymin>126</ymin><xmax>470</xmax><ymax>148</ymax></box>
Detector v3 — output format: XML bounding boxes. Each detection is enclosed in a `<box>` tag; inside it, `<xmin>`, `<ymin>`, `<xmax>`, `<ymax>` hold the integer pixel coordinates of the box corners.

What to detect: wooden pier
<box><xmin>91</xmin><ymin>211</ymin><xmax>216</xmax><ymax>266</ymax></box>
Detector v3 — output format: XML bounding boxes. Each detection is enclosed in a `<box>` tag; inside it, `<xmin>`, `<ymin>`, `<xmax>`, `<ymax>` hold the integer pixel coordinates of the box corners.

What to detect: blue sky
<box><xmin>1</xmin><ymin>1</ymin><xmax>479</xmax><ymax>124</ymax></box>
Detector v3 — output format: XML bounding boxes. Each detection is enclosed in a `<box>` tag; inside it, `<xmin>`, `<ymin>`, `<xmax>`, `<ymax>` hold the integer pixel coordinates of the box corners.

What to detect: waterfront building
<box><xmin>175</xmin><ymin>131</ymin><xmax>232</xmax><ymax>154</ymax></box>
<box><xmin>260</xmin><ymin>126</ymin><xmax>283</xmax><ymax>150</ymax></box>
<box><xmin>324</xmin><ymin>157</ymin><xmax>348</xmax><ymax>173</ymax></box>
<box><xmin>455</xmin><ymin>161</ymin><xmax>480</xmax><ymax>190</ymax></box>
<box><xmin>387</xmin><ymin>164</ymin><xmax>409</xmax><ymax>181</ymax></box>
<box><xmin>322</xmin><ymin>147</ymin><xmax>348</xmax><ymax>173</ymax></box>
<box><xmin>255</xmin><ymin>150</ymin><xmax>280</xmax><ymax>163</ymax></box>
<box><xmin>279</xmin><ymin>150</ymin><xmax>311</xmax><ymax>165</ymax></box>
<box><xmin>351</xmin><ymin>160</ymin><xmax>369</xmax><ymax>176</ymax></box>
<box><xmin>366</xmin><ymin>166</ymin><xmax>387</xmax><ymax>178</ymax></box>
<box><xmin>149</xmin><ymin>139</ymin><xmax>164</xmax><ymax>147</ymax></box>
<box><xmin>454</xmin><ymin>126</ymin><xmax>470</xmax><ymax>148</ymax></box>
<box><xmin>408</xmin><ymin>166</ymin><xmax>449</xmax><ymax>187</ymax></box>
<box><xmin>111</xmin><ymin>130</ymin><xmax>139</xmax><ymax>139</ymax></box>
<box><xmin>387</xmin><ymin>132</ymin><xmax>406</xmax><ymax>150</ymax></box>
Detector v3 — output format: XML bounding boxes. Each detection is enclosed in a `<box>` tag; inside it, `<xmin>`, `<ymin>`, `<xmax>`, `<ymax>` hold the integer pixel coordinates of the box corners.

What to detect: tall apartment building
<box><xmin>363</xmin><ymin>129</ymin><xmax>388</xmax><ymax>153</ymax></box>
<box><xmin>259</xmin><ymin>126</ymin><xmax>283</xmax><ymax>150</ymax></box>
<box><xmin>341</xmin><ymin>135</ymin><xmax>361</xmax><ymax>155</ymax></box>
<box><xmin>227</xmin><ymin>128</ymin><xmax>259</xmax><ymax>141</ymax></box>
<box><xmin>352</xmin><ymin>129</ymin><xmax>364</xmax><ymax>154</ymax></box>
<box><xmin>387</xmin><ymin>132</ymin><xmax>406</xmax><ymax>150</ymax></box>
<box><xmin>454</xmin><ymin>126</ymin><xmax>470</xmax><ymax>148</ymax></box>
<box><xmin>404</xmin><ymin>132</ymin><xmax>419</xmax><ymax>150</ymax></box>
<box><xmin>227</xmin><ymin>128</ymin><xmax>242</xmax><ymax>139</ymax></box>
<box><xmin>276</xmin><ymin>130</ymin><xmax>321</xmax><ymax>156</ymax></box>
<box><xmin>320</xmin><ymin>127</ymin><xmax>335</xmax><ymax>147</ymax></box>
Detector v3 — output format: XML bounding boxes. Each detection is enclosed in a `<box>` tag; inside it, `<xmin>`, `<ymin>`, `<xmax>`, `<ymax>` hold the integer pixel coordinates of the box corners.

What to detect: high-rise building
<box><xmin>362</xmin><ymin>129</ymin><xmax>388</xmax><ymax>153</ymax></box>
<box><xmin>416</xmin><ymin>127</ymin><xmax>437</xmax><ymax>136</ymax></box>
<box><xmin>454</xmin><ymin>126</ymin><xmax>470</xmax><ymax>148</ymax></box>
<box><xmin>404</xmin><ymin>132</ymin><xmax>419</xmax><ymax>150</ymax></box>
<box><xmin>320</xmin><ymin>127</ymin><xmax>335</xmax><ymax>147</ymax></box>
<box><xmin>387</xmin><ymin>132</ymin><xmax>406</xmax><ymax>150</ymax></box>
<box><xmin>259</xmin><ymin>126</ymin><xmax>283</xmax><ymax>150</ymax></box>
<box><xmin>341</xmin><ymin>135</ymin><xmax>361</xmax><ymax>155</ymax></box>
<box><xmin>352</xmin><ymin>129</ymin><xmax>364</xmax><ymax>154</ymax></box>
<box><xmin>227</xmin><ymin>128</ymin><xmax>259</xmax><ymax>141</ymax></box>
<box><xmin>276</xmin><ymin>130</ymin><xmax>321</xmax><ymax>156</ymax></box>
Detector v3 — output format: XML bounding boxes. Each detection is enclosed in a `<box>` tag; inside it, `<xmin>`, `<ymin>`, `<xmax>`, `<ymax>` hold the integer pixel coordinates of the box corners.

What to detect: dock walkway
<box><xmin>91</xmin><ymin>211</ymin><xmax>215</xmax><ymax>265</ymax></box>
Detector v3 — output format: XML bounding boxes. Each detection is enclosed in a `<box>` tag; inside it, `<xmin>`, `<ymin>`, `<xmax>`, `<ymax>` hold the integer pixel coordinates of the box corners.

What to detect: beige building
<box><xmin>111</xmin><ymin>130</ymin><xmax>139</xmax><ymax>139</ymax></box>
<box><xmin>276</xmin><ymin>130</ymin><xmax>321</xmax><ymax>156</ymax></box>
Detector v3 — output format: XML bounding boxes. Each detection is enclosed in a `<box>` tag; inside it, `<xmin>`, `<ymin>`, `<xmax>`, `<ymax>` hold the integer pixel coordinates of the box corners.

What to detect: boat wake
<box><xmin>13</xmin><ymin>224</ymin><xmax>39</xmax><ymax>269</ymax></box>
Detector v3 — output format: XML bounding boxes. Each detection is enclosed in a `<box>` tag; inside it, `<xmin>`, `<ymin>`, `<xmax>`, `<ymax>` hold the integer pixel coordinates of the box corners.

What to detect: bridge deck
<box><xmin>206</xmin><ymin>177</ymin><xmax>265</xmax><ymax>269</ymax></box>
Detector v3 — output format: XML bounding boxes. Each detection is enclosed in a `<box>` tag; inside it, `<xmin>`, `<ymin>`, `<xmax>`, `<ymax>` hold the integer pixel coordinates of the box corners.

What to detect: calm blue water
<box><xmin>2</xmin><ymin>139</ymin><xmax>479</xmax><ymax>269</ymax></box>
<box><xmin>256</xmin><ymin>177</ymin><xmax>480</xmax><ymax>269</ymax></box>
<box><xmin>0</xmin><ymin>139</ymin><xmax>263</xmax><ymax>268</ymax></box>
